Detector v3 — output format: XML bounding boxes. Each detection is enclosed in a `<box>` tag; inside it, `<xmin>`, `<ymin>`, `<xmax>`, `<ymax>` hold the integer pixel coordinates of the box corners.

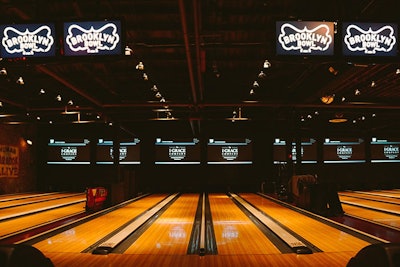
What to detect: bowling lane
<box><xmin>339</xmin><ymin>191</ymin><xmax>400</xmax><ymax>204</ymax></box>
<box><xmin>240</xmin><ymin>193</ymin><xmax>373</xmax><ymax>253</ymax></box>
<box><xmin>32</xmin><ymin>194</ymin><xmax>167</xmax><ymax>253</ymax></box>
<box><xmin>209</xmin><ymin>193</ymin><xmax>281</xmax><ymax>255</ymax></box>
<box><xmin>0</xmin><ymin>202</ymin><xmax>85</xmax><ymax>238</ymax></box>
<box><xmin>123</xmin><ymin>193</ymin><xmax>199</xmax><ymax>255</ymax></box>
<box><xmin>341</xmin><ymin>203</ymin><xmax>400</xmax><ymax>229</ymax></box>
<box><xmin>339</xmin><ymin>195</ymin><xmax>400</xmax><ymax>214</ymax></box>
<box><xmin>0</xmin><ymin>194</ymin><xmax>86</xmax><ymax>220</ymax></box>
<box><xmin>0</xmin><ymin>192</ymin><xmax>56</xmax><ymax>202</ymax></box>
<box><xmin>0</xmin><ymin>192</ymin><xmax>81</xmax><ymax>209</ymax></box>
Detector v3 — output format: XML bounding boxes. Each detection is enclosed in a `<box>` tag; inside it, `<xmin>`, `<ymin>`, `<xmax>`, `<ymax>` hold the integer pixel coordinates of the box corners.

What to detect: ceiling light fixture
<box><xmin>56</xmin><ymin>94</ymin><xmax>62</xmax><ymax>101</ymax></box>
<box><xmin>124</xmin><ymin>46</ymin><xmax>133</xmax><ymax>56</ymax></box>
<box><xmin>328</xmin><ymin>66</ymin><xmax>338</xmax><ymax>76</ymax></box>
<box><xmin>396</xmin><ymin>69</ymin><xmax>400</xmax><ymax>75</ymax></box>
<box><xmin>136</xmin><ymin>61</ymin><xmax>144</xmax><ymax>70</ymax></box>
<box><xmin>329</xmin><ymin>113</ymin><xmax>347</xmax><ymax>123</ymax></box>
<box><xmin>263</xmin><ymin>60</ymin><xmax>271</xmax><ymax>69</ymax></box>
<box><xmin>258</xmin><ymin>70</ymin><xmax>266</xmax><ymax>79</ymax></box>
<box><xmin>0</xmin><ymin>68</ymin><xmax>7</xmax><ymax>75</ymax></box>
<box><xmin>16</xmin><ymin>76</ymin><xmax>24</xmax><ymax>85</ymax></box>
<box><xmin>320</xmin><ymin>94</ymin><xmax>335</xmax><ymax>104</ymax></box>
<box><xmin>370</xmin><ymin>81</ymin><xmax>376</xmax><ymax>87</ymax></box>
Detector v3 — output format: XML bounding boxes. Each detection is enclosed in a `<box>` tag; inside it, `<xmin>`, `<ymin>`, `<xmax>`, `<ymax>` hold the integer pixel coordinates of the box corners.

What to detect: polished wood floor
<box><xmin>1</xmin><ymin>190</ymin><xmax>398</xmax><ymax>266</ymax></box>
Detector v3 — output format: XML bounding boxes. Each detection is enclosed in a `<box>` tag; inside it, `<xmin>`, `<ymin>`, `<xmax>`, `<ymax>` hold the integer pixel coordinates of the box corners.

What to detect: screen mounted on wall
<box><xmin>370</xmin><ymin>137</ymin><xmax>400</xmax><ymax>163</ymax></box>
<box><xmin>63</xmin><ymin>20</ymin><xmax>122</xmax><ymax>56</ymax></box>
<box><xmin>0</xmin><ymin>23</ymin><xmax>56</xmax><ymax>58</ymax></box>
<box><xmin>96</xmin><ymin>138</ymin><xmax>140</xmax><ymax>165</ymax></box>
<box><xmin>276</xmin><ymin>21</ymin><xmax>335</xmax><ymax>56</ymax></box>
<box><xmin>207</xmin><ymin>138</ymin><xmax>253</xmax><ymax>165</ymax></box>
<box><xmin>323</xmin><ymin>138</ymin><xmax>365</xmax><ymax>163</ymax></box>
<box><xmin>342</xmin><ymin>22</ymin><xmax>398</xmax><ymax>57</ymax></box>
<box><xmin>273</xmin><ymin>138</ymin><xmax>317</xmax><ymax>164</ymax></box>
<box><xmin>47</xmin><ymin>138</ymin><xmax>90</xmax><ymax>164</ymax></box>
<box><xmin>155</xmin><ymin>138</ymin><xmax>201</xmax><ymax>165</ymax></box>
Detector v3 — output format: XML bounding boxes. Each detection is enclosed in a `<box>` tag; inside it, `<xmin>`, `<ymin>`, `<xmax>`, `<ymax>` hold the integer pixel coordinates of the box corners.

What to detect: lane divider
<box><xmin>92</xmin><ymin>193</ymin><xmax>179</xmax><ymax>255</ymax></box>
<box><xmin>199</xmin><ymin>192</ymin><xmax>206</xmax><ymax>256</ymax></box>
<box><xmin>230</xmin><ymin>193</ymin><xmax>312</xmax><ymax>254</ymax></box>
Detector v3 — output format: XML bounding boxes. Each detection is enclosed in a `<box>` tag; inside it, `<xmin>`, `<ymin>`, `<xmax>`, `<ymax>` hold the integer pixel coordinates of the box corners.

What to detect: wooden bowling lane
<box><xmin>122</xmin><ymin>193</ymin><xmax>199</xmax><ymax>255</ymax></box>
<box><xmin>0</xmin><ymin>192</ymin><xmax>59</xmax><ymax>202</ymax></box>
<box><xmin>31</xmin><ymin>194</ymin><xmax>168</xmax><ymax>253</ymax></box>
<box><xmin>339</xmin><ymin>194</ymin><xmax>400</xmax><ymax>215</ymax></box>
<box><xmin>239</xmin><ymin>193</ymin><xmax>374</xmax><ymax>253</ymax></box>
<box><xmin>339</xmin><ymin>191</ymin><xmax>400</xmax><ymax>204</ymax></box>
<box><xmin>0</xmin><ymin>202</ymin><xmax>85</xmax><ymax>238</ymax></box>
<box><xmin>0</xmin><ymin>193</ymin><xmax>86</xmax><ymax>221</ymax></box>
<box><xmin>341</xmin><ymin>203</ymin><xmax>400</xmax><ymax>229</ymax></box>
<box><xmin>0</xmin><ymin>192</ymin><xmax>82</xmax><ymax>209</ymax></box>
<box><xmin>208</xmin><ymin>193</ymin><xmax>282</xmax><ymax>255</ymax></box>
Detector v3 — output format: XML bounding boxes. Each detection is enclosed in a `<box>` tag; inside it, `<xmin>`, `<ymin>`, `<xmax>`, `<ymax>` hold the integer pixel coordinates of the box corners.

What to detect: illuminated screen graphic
<box><xmin>371</xmin><ymin>137</ymin><xmax>400</xmax><ymax>163</ymax></box>
<box><xmin>207</xmin><ymin>138</ymin><xmax>253</xmax><ymax>165</ymax></box>
<box><xmin>63</xmin><ymin>20</ymin><xmax>122</xmax><ymax>56</ymax></box>
<box><xmin>155</xmin><ymin>138</ymin><xmax>201</xmax><ymax>165</ymax></box>
<box><xmin>323</xmin><ymin>138</ymin><xmax>365</xmax><ymax>163</ymax></box>
<box><xmin>47</xmin><ymin>138</ymin><xmax>90</xmax><ymax>164</ymax></box>
<box><xmin>276</xmin><ymin>21</ymin><xmax>335</xmax><ymax>56</ymax></box>
<box><xmin>342</xmin><ymin>22</ymin><xmax>398</xmax><ymax>57</ymax></box>
<box><xmin>273</xmin><ymin>138</ymin><xmax>317</xmax><ymax>164</ymax></box>
<box><xmin>0</xmin><ymin>23</ymin><xmax>56</xmax><ymax>58</ymax></box>
<box><xmin>96</xmin><ymin>138</ymin><xmax>140</xmax><ymax>165</ymax></box>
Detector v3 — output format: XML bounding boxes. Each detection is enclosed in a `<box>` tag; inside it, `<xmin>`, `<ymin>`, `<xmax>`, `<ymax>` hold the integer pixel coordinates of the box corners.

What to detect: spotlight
<box><xmin>16</xmin><ymin>76</ymin><xmax>24</xmax><ymax>85</ymax></box>
<box><xmin>252</xmin><ymin>81</ymin><xmax>259</xmax><ymax>88</ymax></box>
<box><xmin>39</xmin><ymin>88</ymin><xmax>45</xmax><ymax>94</ymax></box>
<box><xmin>0</xmin><ymin>68</ymin><xmax>7</xmax><ymax>75</ymax></box>
<box><xmin>370</xmin><ymin>81</ymin><xmax>376</xmax><ymax>87</ymax></box>
<box><xmin>249</xmin><ymin>89</ymin><xmax>255</xmax><ymax>95</ymax></box>
<box><xmin>160</xmin><ymin>97</ymin><xmax>166</xmax><ymax>103</ymax></box>
<box><xmin>354</xmin><ymin>89</ymin><xmax>361</xmax><ymax>95</ymax></box>
<box><xmin>396</xmin><ymin>69</ymin><xmax>400</xmax><ymax>75</ymax></box>
<box><xmin>263</xmin><ymin>60</ymin><xmax>271</xmax><ymax>69</ymax></box>
<box><xmin>151</xmin><ymin>85</ymin><xmax>158</xmax><ymax>92</ymax></box>
<box><xmin>67</xmin><ymin>100</ymin><xmax>74</xmax><ymax>106</ymax></box>
<box><xmin>124</xmin><ymin>46</ymin><xmax>133</xmax><ymax>56</ymax></box>
<box><xmin>258</xmin><ymin>70</ymin><xmax>266</xmax><ymax>79</ymax></box>
<box><xmin>26</xmin><ymin>139</ymin><xmax>33</xmax><ymax>145</ymax></box>
<box><xmin>155</xmin><ymin>92</ymin><xmax>162</xmax><ymax>98</ymax></box>
<box><xmin>143</xmin><ymin>73</ymin><xmax>148</xmax><ymax>80</ymax></box>
<box><xmin>136</xmin><ymin>61</ymin><xmax>144</xmax><ymax>70</ymax></box>
<box><xmin>56</xmin><ymin>94</ymin><xmax>62</xmax><ymax>101</ymax></box>
<box><xmin>0</xmin><ymin>101</ymin><xmax>2</xmax><ymax>107</ymax></box>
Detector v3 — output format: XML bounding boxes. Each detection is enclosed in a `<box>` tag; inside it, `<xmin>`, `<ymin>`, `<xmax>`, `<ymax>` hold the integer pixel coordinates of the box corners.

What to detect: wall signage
<box><xmin>63</xmin><ymin>20</ymin><xmax>122</xmax><ymax>56</ymax></box>
<box><xmin>0</xmin><ymin>23</ymin><xmax>55</xmax><ymax>58</ymax></box>
<box><xmin>342</xmin><ymin>22</ymin><xmax>397</xmax><ymax>56</ymax></box>
<box><xmin>276</xmin><ymin>21</ymin><xmax>334</xmax><ymax>55</ymax></box>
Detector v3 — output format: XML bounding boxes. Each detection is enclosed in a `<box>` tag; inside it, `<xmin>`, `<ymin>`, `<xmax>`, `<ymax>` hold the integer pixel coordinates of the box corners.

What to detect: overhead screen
<box><xmin>207</xmin><ymin>138</ymin><xmax>253</xmax><ymax>165</ymax></box>
<box><xmin>96</xmin><ymin>138</ymin><xmax>140</xmax><ymax>165</ymax></box>
<box><xmin>370</xmin><ymin>137</ymin><xmax>400</xmax><ymax>163</ymax></box>
<box><xmin>63</xmin><ymin>20</ymin><xmax>122</xmax><ymax>56</ymax></box>
<box><xmin>0</xmin><ymin>23</ymin><xmax>56</xmax><ymax>58</ymax></box>
<box><xmin>276</xmin><ymin>21</ymin><xmax>335</xmax><ymax>56</ymax></box>
<box><xmin>342</xmin><ymin>22</ymin><xmax>398</xmax><ymax>57</ymax></box>
<box><xmin>47</xmin><ymin>138</ymin><xmax>90</xmax><ymax>165</ymax></box>
<box><xmin>273</xmin><ymin>138</ymin><xmax>318</xmax><ymax>164</ymax></box>
<box><xmin>155</xmin><ymin>138</ymin><xmax>201</xmax><ymax>165</ymax></box>
<box><xmin>323</xmin><ymin>138</ymin><xmax>365</xmax><ymax>163</ymax></box>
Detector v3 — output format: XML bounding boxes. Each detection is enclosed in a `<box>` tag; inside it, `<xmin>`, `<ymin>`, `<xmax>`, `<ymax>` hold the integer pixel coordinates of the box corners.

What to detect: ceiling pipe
<box><xmin>178</xmin><ymin>0</ymin><xmax>198</xmax><ymax>108</ymax></box>
<box><xmin>36</xmin><ymin>65</ymin><xmax>103</xmax><ymax>107</ymax></box>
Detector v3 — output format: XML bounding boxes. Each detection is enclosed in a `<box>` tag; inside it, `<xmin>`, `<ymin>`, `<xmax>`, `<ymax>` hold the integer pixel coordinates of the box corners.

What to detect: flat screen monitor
<box><xmin>155</xmin><ymin>138</ymin><xmax>201</xmax><ymax>164</ymax></box>
<box><xmin>47</xmin><ymin>138</ymin><xmax>90</xmax><ymax>164</ymax></box>
<box><xmin>342</xmin><ymin>22</ymin><xmax>398</xmax><ymax>57</ymax></box>
<box><xmin>207</xmin><ymin>138</ymin><xmax>253</xmax><ymax>165</ymax></box>
<box><xmin>0</xmin><ymin>23</ymin><xmax>56</xmax><ymax>58</ymax></box>
<box><xmin>370</xmin><ymin>137</ymin><xmax>400</xmax><ymax>163</ymax></box>
<box><xmin>63</xmin><ymin>20</ymin><xmax>122</xmax><ymax>56</ymax></box>
<box><xmin>96</xmin><ymin>138</ymin><xmax>140</xmax><ymax>164</ymax></box>
<box><xmin>273</xmin><ymin>138</ymin><xmax>317</xmax><ymax>164</ymax></box>
<box><xmin>276</xmin><ymin>21</ymin><xmax>335</xmax><ymax>56</ymax></box>
<box><xmin>323</xmin><ymin>138</ymin><xmax>365</xmax><ymax>163</ymax></box>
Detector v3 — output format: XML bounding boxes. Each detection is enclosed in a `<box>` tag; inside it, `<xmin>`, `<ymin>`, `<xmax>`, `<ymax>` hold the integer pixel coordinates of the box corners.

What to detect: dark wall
<box><xmin>0</xmin><ymin>124</ymin><xmax>37</xmax><ymax>194</ymax></box>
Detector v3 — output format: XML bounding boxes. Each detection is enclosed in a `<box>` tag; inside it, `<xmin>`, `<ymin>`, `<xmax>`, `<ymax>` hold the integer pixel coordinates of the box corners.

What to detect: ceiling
<box><xmin>1</xmin><ymin>0</ymin><xmax>400</xmax><ymax>137</ymax></box>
